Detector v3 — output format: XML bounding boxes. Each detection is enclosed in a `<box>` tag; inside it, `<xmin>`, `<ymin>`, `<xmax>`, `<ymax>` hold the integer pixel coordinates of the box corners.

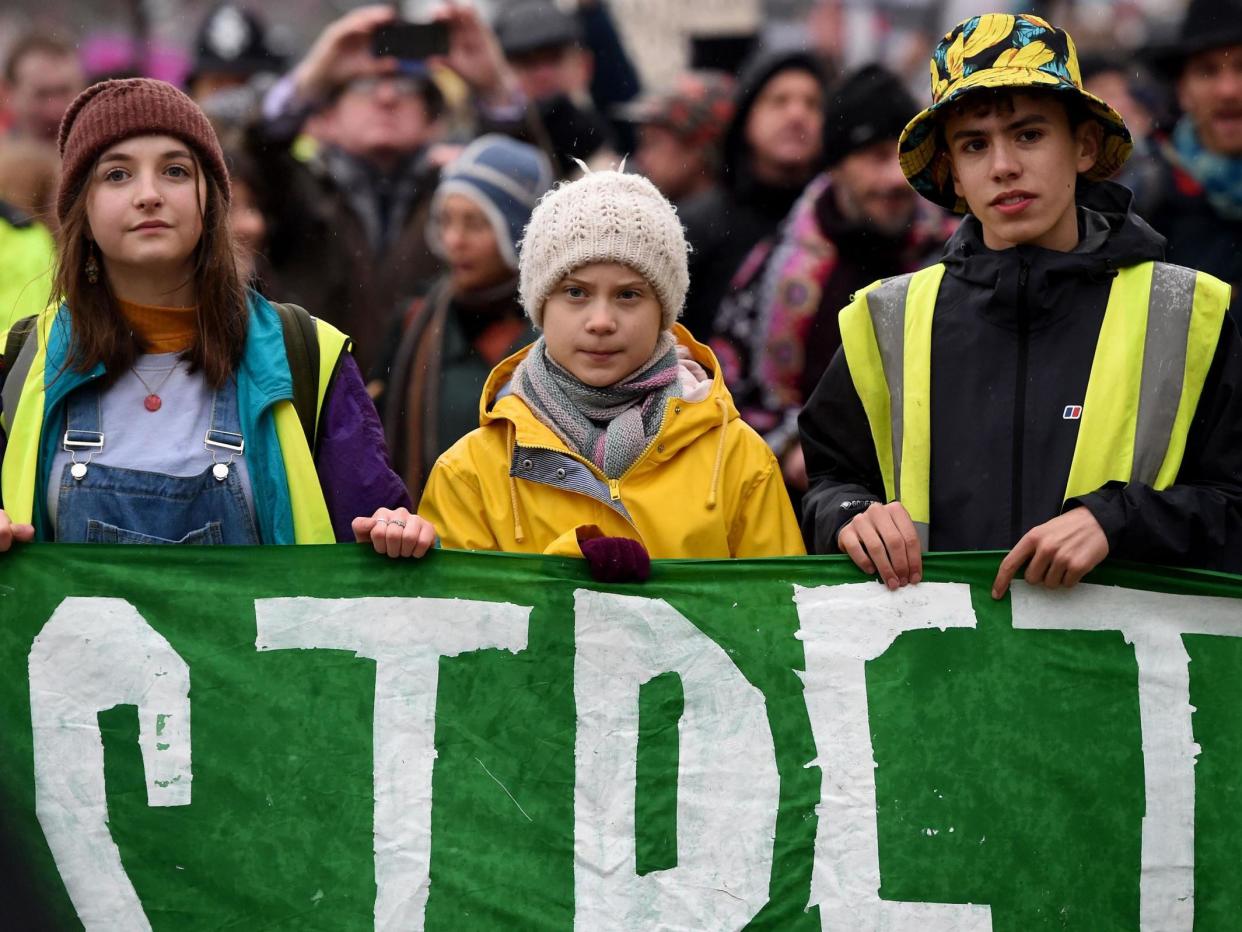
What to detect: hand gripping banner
<box><xmin>2</xmin><ymin>545</ymin><xmax>1241</xmax><ymax>930</ymax></box>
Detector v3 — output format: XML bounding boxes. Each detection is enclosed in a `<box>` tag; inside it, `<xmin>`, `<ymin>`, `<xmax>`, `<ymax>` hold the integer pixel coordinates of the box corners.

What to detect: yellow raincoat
<box><xmin>418</xmin><ymin>325</ymin><xmax>805</xmax><ymax>558</ymax></box>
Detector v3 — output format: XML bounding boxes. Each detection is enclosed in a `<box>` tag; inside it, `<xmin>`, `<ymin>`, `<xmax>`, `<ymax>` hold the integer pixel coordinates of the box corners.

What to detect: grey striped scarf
<box><xmin>512</xmin><ymin>332</ymin><xmax>681</xmax><ymax>478</ymax></box>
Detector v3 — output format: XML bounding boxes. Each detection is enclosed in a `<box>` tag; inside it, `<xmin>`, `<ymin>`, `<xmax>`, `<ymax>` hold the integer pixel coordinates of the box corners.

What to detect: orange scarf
<box><xmin>116</xmin><ymin>298</ymin><xmax>198</xmax><ymax>353</ymax></box>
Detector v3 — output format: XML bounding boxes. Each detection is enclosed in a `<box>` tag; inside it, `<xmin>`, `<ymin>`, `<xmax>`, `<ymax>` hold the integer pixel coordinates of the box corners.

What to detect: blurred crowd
<box><xmin>0</xmin><ymin>0</ymin><xmax>1238</xmax><ymax>505</ymax></box>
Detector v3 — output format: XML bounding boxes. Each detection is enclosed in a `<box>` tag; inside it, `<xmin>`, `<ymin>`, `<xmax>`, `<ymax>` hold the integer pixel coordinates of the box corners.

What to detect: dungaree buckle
<box><xmin>63</xmin><ymin>430</ymin><xmax>104</xmax><ymax>480</ymax></box>
<box><xmin>204</xmin><ymin>430</ymin><xmax>244</xmax><ymax>481</ymax></box>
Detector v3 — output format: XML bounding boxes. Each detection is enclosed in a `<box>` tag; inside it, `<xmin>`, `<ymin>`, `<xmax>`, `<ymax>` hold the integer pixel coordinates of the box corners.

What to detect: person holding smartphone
<box><xmin>249</xmin><ymin>4</ymin><xmax>570</xmax><ymax>378</ymax></box>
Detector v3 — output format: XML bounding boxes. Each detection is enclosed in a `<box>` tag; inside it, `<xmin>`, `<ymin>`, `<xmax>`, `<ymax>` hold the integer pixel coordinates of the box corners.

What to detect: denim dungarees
<box><xmin>55</xmin><ymin>375</ymin><xmax>261</xmax><ymax>544</ymax></box>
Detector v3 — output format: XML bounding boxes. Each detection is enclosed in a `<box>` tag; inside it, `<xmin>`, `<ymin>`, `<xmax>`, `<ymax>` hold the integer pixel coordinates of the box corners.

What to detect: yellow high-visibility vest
<box><xmin>838</xmin><ymin>261</ymin><xmax>1229</xmax><ymax>550</ymax></box>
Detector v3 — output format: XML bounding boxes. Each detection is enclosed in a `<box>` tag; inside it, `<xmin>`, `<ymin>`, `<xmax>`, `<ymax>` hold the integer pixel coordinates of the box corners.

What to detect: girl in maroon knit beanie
<box><xmin>0</xmin><ymin>78</ymin><xmax>435</xmax><ymax>556</ymax></box>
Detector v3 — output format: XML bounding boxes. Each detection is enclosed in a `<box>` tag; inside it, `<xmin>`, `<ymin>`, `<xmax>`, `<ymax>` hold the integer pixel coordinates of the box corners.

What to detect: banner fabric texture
<box><xmin>2</xmin><ymin>545</ymin><xmax>1241</xmax><ymax>930</ymax></box>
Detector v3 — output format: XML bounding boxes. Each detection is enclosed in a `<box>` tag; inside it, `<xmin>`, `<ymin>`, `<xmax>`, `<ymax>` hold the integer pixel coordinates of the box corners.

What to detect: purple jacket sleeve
<box><xmin>314</xmin><ymin>354</ymin><xmax>413</xmax><ymax>541</ymax></box>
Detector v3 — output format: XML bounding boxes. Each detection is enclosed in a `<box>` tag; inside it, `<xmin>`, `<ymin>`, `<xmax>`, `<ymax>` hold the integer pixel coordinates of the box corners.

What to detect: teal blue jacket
<box><xmin>29</xmin><ymin>293</ymin><xmax>305</xmax><ymax>542</ymax></box>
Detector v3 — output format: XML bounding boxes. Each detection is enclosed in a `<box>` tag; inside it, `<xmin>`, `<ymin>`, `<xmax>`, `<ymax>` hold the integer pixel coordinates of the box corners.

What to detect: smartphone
<box><xmin>372</xmin><ymin>21</ymin><xmax>450</xmax><ymax>60</ymax></box>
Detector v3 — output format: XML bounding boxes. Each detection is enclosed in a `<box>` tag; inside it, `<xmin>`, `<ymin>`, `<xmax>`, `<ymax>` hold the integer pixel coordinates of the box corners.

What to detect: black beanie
<box><xmin>822</xmin><ymin>64</ymin><xmax>917</xmax><ymax>167</ymax></box>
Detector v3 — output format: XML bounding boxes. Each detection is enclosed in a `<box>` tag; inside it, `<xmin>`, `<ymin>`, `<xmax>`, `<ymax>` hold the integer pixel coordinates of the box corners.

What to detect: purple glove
<box><xmin>580</xmin><ymin>535</ymin><xmax>652</xmax><ymax>583</ymax></box>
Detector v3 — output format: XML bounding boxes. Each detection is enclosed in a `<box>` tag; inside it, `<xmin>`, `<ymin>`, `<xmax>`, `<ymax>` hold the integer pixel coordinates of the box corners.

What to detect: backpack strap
<box><xmin>1</xmin><ymin>315</ymin><xmax>39</xmax><ymax>433</ymax></box>
<box><xmin>271</xmin><ymin>302</ymin><xmax>320</xmax><ymax>452</ymax></box>
<box><xmin>2</xmin><ymin>315</ymin><xmax>38</xmax><ymax>372</ymax></box>
<box><xmin>0</xmin><ymin>201</ymin><xmax>35</xmax><ymax>229</ymax></box>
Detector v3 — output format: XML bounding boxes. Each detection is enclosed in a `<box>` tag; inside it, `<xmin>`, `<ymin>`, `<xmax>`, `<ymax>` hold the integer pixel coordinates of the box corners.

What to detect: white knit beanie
<box><xmin>518</xmin><ymin>170</ymin><xmax>690</xmax><ymax>329</ymax></box>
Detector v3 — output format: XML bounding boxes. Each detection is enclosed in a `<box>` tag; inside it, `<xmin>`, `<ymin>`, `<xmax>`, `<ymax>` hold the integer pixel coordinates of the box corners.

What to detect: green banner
<box><xmin>2</xmin><ymin>545</ymin><xmax>1241</xmax><ymax>930</ymax></box>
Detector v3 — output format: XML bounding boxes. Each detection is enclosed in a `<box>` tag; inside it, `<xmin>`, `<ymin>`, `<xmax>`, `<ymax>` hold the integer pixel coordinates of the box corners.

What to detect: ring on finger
<box><xmin>375</xmin><ymin>518</ymin><xmax>390</xmax><ymax>524</ymax></box>
<box><xmin>389</xmin><ymin>519</ymin><xmax>407</xmax><ymax>528</ymax></box>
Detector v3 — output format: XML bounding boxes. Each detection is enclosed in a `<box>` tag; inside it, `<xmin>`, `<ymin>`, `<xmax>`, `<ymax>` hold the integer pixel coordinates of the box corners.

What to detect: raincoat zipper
<box><xmin>512</xmin><ymin>401</ymin><xmax>675</xmax><ymax>526</ymax></box>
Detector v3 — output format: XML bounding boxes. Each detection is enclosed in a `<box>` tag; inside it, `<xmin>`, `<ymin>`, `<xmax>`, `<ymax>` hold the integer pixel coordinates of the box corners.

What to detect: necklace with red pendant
<box><xmin>130</xmin><ymin>360</ymin><xmax>179</xmax><ymax>412</ymax></box>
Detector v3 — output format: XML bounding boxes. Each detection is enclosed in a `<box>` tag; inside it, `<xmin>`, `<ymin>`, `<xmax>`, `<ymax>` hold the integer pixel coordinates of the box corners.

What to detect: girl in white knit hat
<box><xmin>418</xmin><ymin>170</ymin><xmax>805</xmax><ymax>578</ymax></box>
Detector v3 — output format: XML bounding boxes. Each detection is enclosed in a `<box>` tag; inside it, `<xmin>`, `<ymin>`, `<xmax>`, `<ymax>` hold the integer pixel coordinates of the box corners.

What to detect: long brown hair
<box><xmin>51</xmin><ymin>148</ymin><xmax>248</xmax><ymax>388</ymax></box>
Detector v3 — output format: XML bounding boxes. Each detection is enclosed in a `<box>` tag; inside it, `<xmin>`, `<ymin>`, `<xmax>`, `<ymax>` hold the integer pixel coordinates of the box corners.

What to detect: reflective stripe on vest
<box><xmin>1</xmin><ymin>314</ymin><xmax>350</xmax><ymax>544</ymax></box>
<box><xmin>0</xmin><ymin>311</ymin><xmax>54</xmax><ymax>525</ymax></box>
<box><xmin>838</xmin><ymin>265</ymin><xmax>945</xmax><ymax>551</ymax></box>
<box><xmin>838</xmin><ymin>261</ymin><xmax>1229</xmax><ymax>551</ymax></box>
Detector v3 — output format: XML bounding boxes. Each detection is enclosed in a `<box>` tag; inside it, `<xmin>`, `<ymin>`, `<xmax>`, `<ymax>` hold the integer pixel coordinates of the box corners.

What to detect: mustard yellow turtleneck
<box><xmin>116</xmin><ymin>298</ymin><xmax>198</xmax><ymax>354</ymax></box>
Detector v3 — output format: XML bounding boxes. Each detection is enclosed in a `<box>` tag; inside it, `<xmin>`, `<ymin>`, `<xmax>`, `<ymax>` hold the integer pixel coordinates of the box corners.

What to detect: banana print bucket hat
<box><xmin>898</xmin><ymin>12</ymin><xmax>1133</xmax><ymax>213</ymax></box>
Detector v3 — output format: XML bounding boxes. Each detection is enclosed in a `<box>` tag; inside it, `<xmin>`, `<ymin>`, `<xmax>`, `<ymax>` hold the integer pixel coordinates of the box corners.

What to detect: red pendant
<box><xmin>144</xmin><ymin>394</ymin><xmax>162</xmax><ymax>412</ymax></box>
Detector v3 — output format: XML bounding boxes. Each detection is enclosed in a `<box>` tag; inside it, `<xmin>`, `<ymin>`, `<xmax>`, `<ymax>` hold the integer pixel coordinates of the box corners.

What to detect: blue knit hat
<box><xmin>428</xmin><ymin>134</ymin><xmax>554</xmax><ymax>270</ymax></box>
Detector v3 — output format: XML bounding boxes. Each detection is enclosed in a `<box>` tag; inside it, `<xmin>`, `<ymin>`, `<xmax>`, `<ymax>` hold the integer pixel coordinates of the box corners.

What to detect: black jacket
<box><xmin>679</xmin><ymin>50</ymin><xmax>828</xmax><ymax>336</ymax></box>
<box><xmin>800</xmin><ymin>182</ymin><xmax>1242</xmax><ymax>572</ymax></box>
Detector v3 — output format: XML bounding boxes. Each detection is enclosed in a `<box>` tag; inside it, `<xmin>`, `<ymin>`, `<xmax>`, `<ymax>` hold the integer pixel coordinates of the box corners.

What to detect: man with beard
<box><xmin>680</xmin><ymin>50</ymin><xmax>827</xmax><ymax>336</ymax></box>
<box><xmin>711</xmin><ymin>65</ymin><xmax>952</xmax><ymax>498</ymax></box>
<box><xmin>1141</xmin><ymin>0</ymin><xmax>1242</xmax><ymax>324</ymax></box>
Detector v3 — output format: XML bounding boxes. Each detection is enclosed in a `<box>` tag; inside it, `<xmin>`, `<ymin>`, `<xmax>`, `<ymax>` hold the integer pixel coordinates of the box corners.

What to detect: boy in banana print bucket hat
<box><xmin>898</xmin><ymin>12</ymin><xmax>1132</xmax><ymax>216</ymax></box>
<box><xmin>799</xmin><ymin>13</ymin><xmax>1242</xmax><ymax>593</ymax></box>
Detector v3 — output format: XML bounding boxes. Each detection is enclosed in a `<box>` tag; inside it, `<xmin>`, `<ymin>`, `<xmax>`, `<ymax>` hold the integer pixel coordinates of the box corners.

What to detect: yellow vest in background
<box><xmin>0</xmin><ymin>212</ymin><xmax>55</xmax><ymax>334</ymax></box>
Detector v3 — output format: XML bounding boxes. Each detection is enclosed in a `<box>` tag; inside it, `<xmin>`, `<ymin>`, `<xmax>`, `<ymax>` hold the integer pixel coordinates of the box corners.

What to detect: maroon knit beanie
<box><xmin>57</xmin><ymin>78</ymin><xmax>230</xmax><ymax>223</ymax></box>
